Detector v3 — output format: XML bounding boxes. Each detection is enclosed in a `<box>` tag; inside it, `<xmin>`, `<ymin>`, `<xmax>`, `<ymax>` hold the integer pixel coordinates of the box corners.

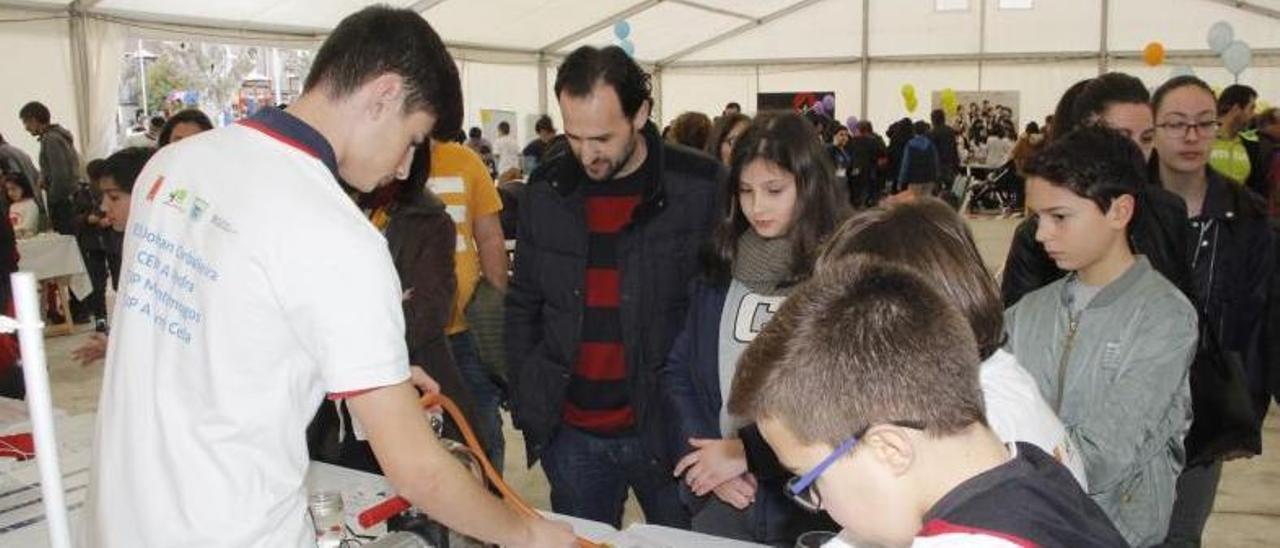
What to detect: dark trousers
<box><xmin>690</xmin><ymin>483</ymin><xmax>838</xmax><ymax>547</ymax></box>
<box><xmin>449</xmin><ymin>331</ymin><xmax>505</xmax><ymax>474</ymax></box>
<box><xmin>1160</xmin><ymin>461</ymin><xmax>1223</xmax><ymax>547</ymax></box>
<box><xmin>82</xmin><ymin>247</ymin><xmax>110</xmax><ymax>320</ymax></box>
<box><xmin>540</xmin><ymin>426</ymin><xmax>689</xmax><ymax>529</ymax></box>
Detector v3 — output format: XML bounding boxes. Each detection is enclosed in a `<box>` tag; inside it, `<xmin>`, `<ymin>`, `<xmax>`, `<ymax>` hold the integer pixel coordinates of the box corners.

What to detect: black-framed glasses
<box><xmin>785</xmin><ymin>420</ymin><xmax>925</xmax><ymax>513</ymax></box>
<box><xmin>1154</xmin><ymin>120</ymin><xmax>1221</xmax><ymax>138</ymax></box>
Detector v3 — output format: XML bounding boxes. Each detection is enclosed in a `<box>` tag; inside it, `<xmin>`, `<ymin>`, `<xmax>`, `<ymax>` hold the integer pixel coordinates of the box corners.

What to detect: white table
<box><xmin>16</xmin><ymin>233</ymin><xmax>92</xmax><ymax>299</ymax></box>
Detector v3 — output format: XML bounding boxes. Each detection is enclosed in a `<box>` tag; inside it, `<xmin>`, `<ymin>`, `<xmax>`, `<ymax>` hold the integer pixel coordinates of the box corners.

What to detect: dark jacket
<box><xmin>505</xmin><ymin>124</ymin><xmax>721</xmax><ymax>465</ymax></box>
<box><xmin>1001</xmin><ymin>183</ymin><xmax>1192</xmax><ymax>308</ymax></box>
<box><xmin>1183</xmin><ymin>171</ymin><xmax>1278</xmax><ymax>419</ymax></box>
<box><xmin>71</xmin><ymin>183</ymin><xmax>108</xmax><ymax>252</ymax></box>
<box><xmin>898</xmin><ymin>134</ymin><xmax>940</xmax><ymax>185</ymax></box>
<box><xmin>659</xmin><ymin>278</ymin><xmax>836</xmax><ymax>544</ymax></box>
<box><xmin>384</xmin><ymin>190</ymin><xmax>479</xmax><ymax>440</ymax></box>
<box><xmin>37</xmin><ymin>124</ymin><xmax>79</xmax><ymax>204</ymax></box>
<box><xmin>931</xmin><ymin>125</ymin><xmax>961</xmax><ymax>177</ymax></box>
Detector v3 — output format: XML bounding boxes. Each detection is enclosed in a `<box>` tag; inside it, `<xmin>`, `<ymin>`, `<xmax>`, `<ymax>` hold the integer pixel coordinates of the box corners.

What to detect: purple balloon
<box><xmin>811</xmin><ymin>103</ymin><xmax>827</xmax><ymax>116</ymax></box>
<box><xmin>822</xmin><ymin>94</ymin><xmax>835</xmax><ymax>112</ymax></box>
<box><xmin>846</xmin><ymin>115</ymin><xmax>859</xmax><ymax>129</ymax></box>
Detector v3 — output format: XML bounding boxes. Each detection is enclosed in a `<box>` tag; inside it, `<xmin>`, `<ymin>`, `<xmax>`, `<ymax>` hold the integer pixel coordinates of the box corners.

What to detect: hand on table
<box><xmin>712</xmin><ymin>473</ymin><xmax>757</xmax><ymax>510</ymax></box>
<box><xmin>673</xmin><ymin>437</ymin><xmax>748</xmax><ymax>496</ymax></box>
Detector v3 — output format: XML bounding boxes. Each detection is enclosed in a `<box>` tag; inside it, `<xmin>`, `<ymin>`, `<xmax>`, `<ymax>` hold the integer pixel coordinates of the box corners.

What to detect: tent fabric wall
<box><xmin>83</xmin><ymin>17</ymin><xmax>128</xmax><ymax>160</ymax></box>
<box><xmin>0</xmin><ymin>8</ymin><xmax>81</xmax><ymax>163</ymax></box>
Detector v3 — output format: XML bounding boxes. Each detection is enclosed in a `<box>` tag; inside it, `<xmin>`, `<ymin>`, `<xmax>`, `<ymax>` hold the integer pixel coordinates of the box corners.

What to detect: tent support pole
<box><xmin>1099</xmin><ymin>0</ymin><xmax>1110</xmax><ymax>74</ymax></box>
<box><xmin>859</xmin><ymin>0</ymin><xmax>869</xmax><ymax>121</ymax></box>
<box><xmin>68</xmin><ymin>1</ymin><xmax>92</xmax><ymax>159</ymax></box>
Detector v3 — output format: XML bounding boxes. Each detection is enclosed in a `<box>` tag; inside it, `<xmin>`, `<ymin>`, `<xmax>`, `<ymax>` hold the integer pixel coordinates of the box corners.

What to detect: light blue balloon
<box><xmin>620</xmin><ymin>39</ymin><xmax>635</xmax><ymax>57</ymax></box>
<box><xmin>1221</xmin><ymin>40</ymin><xmax>1252</xmax><ymax>75</ymax></box>
<box><xmin>614</xmin><ymin>20</ymin><xmax>631</xmax><ymax>40</ymax></box>
<box><xmin>1170</xmin><ymin>65</ymin><xmax>1195</xmax><ymax>78</ymax></box>
<box><xmin>1207</xmin><ymin>21</ymin><xmax>1234</xmax><ymax>54</ymax></box>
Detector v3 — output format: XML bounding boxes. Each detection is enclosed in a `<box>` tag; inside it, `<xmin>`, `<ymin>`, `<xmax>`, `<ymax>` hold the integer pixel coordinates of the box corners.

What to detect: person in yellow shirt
<box><xmin>1210</xmin><ymin>85</ymin><xmax>1261</xmax><ymax>193</ymax></box>
<box><xmin>427</xmin><ymin>139</ymin><xmax>510</xmax><ymax>471</ymax></box>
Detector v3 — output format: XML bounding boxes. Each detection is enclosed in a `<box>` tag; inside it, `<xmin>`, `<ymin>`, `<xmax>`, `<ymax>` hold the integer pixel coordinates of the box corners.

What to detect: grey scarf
<box><xmin>732</xmin><ymin>230</ymin><xmax>795</xmax><ymax>296</ymax></box>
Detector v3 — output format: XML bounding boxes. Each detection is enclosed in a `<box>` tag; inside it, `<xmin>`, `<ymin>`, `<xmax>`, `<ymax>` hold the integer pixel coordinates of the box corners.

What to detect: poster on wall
<box><xmin>479</xmin><ymin>109</ymin><xmax>517</xmax><ymax>147</ymax></box>
<box><xmin>756</xmin><ymin>91</ymin><xmax>835</xmax><ymax>117</ymax></box>
<box><xmin>930</xmin><ymin>90</ymin><xmax>1020</xmax><ymax>167</ymax></box>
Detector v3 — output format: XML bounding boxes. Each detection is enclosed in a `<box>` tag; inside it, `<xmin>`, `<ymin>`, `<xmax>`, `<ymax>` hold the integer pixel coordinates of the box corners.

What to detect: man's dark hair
<box><xmin>1023</xmin><ymin>125</ymin><xmax>1145</xmax><ymax>215</ymax></box>
<box><xmin>101</xmin><ymin>147</ymin><xmax>156</xmax><ymax>194</ymax></box>
<box><xmin>85</xmin><ymin>158</ymin><xmax>108</xmax><ymax>183</ymax></box>
<box><xmin>554</xmin><ymin>45</ymin><xmax>652</xmax><ymax>120</ymax></box>
<box><xmin>856</xmin><ymin>120</ymin><xmax>873</xmax><ymax>134</ymax></box>
<box><xmin>535</xmin><ymin>114</ymin><xmax>555</xmax><ymax>134</ymax></box>
<box><xmin>469</xmin><ymin>127</ymin><xmax>482</xmax><ymax>139</ymax></box>
<box><xmin>18</xmin><ymin>102</ymin><xmax>51</xmax><ymax>125</ymax></box>
<box><xmin>1217</xmin><ymin>84</ymin><xmax>1257</xmax><ymax>116</ymax></box>
<box><xmin>148</xmin><ymin>115</ymin><xmax>166</xmax><ymax>130</ymax></box>
<box><xmin>930</xmin><ymin>108</ymin><xmax>946</xmax><ymax>127</ymax></box>
<box><xmin>728</xmin><ymin>258</ymin><xmax>986</xmax><ymax>447</ymax></box>
<box><xmin>303</xmin><ymin>6</ymin><xmax>461</xmax><ymax>135</ymax></box>
<box><xmin>497</xmin><ymin>121</ymin><xmax>510</xmax><ymax>135</ymax></box>
<box><xmin>725</xmin><ymin>102</ymin><xmax>741</xmax><ymax>112</ymax></box>
<box><xmin>913</xmin><ymin>120</ymin><xmax>930</xmax><ymax>135</ymax></box>
<box><xmin>158</xmin><ymin>108</ymin><xmax>214</xmax><ymax>147</ymax></box>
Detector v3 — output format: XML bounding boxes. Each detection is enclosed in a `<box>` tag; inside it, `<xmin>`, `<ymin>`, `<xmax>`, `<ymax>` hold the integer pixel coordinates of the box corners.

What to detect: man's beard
<box><xmin>585</xmin><ymin>130</ymin><xmax>640</xmax><ymax>182</ymax></box>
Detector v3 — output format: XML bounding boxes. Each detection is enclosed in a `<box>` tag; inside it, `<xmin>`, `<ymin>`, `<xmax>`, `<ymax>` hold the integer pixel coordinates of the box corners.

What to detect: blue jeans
<box><xmin>448</xmin><ymin>331</ymin><xmax>505</xmax><ymax>474</ymax></box>
<box><xmin>540</xmin><ymin>426</ymin><xmax>690</xmax><ymax>529</ymax></box>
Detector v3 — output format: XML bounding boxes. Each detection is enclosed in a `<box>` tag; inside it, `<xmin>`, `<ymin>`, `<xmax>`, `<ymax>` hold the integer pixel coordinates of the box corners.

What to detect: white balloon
<box><xmin>1170</xmin><ymin>65</ymin><xmax>1195</xmax><ymax>78</ymax></box>
<box><xmin>1221</xmin><ymin>40</ymin><xmax>1252</xmax><ymax>76</ymax></box>
<box><xmin>1207</xmin><ymin>21</ymin><xmax>1234</xmax><ymax>54</ymax></box>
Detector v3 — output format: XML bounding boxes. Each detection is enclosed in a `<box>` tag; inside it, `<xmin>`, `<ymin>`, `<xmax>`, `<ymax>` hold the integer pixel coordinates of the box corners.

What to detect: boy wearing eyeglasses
<box><xmin>727</xmin><ymin>259</ymin><xmax>1126</xmax><ymax>547</ymax></box>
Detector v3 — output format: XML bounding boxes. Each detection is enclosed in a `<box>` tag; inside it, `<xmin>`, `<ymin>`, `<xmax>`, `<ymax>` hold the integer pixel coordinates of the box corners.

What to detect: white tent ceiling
<box><xmin>2</xmin><ymin>0</ymin><xmax>1279</xmax><ymax>161</ymax></box>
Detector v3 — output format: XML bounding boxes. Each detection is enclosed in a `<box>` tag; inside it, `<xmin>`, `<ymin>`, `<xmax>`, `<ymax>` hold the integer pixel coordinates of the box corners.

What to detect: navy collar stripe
<box><xmin>239</xmin><ymin>107</ymin><xmax>339</xmax><ymax>178</ymax></box>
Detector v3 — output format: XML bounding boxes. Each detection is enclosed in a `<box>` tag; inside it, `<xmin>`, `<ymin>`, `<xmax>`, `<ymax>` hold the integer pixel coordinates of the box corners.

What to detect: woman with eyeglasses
<box><xmin>1150</xmin><ymin>75</ymin><xmax>1279</xmax><ymax>548</ymax></box>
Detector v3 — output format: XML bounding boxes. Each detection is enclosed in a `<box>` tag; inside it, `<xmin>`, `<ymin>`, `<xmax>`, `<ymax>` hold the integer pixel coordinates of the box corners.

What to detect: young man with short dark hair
<box><xmin>506</xmin><ymin>44</ymin><xmax>720</xmax><ymax>529</ymax></box>
<box><xmin>1211</xmin><ymin>84</ymin><xmax>1261</xmax><ymax>191</ymax></box>
<box><xmin>18</xmin><ymin>100</ymin><xmax>79</xmax><ymax>233</ymax></box>
<box><xmin>86</xmin><ymin>7</ymin><xmax>574</xmax><ymax>547</ymax></box>
<box><xmin>728</xmin><ymin>259</ymin><xmax>1126</xmax><ymax>547</ymax></box>
<box><xmin>1007</xmin><ymin>125</ymin><xmax>1197</xmax><ymax>546</ymax></box>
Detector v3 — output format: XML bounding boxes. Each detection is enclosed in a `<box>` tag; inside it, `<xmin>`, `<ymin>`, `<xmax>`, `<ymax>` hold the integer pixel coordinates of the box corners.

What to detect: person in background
<box><xmin>0</xmin><ymin>132</ymin><xmax>40</xmax><ymax>211</ymax></box>
<box><xmin>157</xmin><ymin>108</ymin><xmax>214</xmax><ymax>147</ymax></box>
<box><xmin>72</xmin><ymin>147</ymin><xmax>156</xmax><ymax>367</ymax></box>
<box><xmin>427</xmin><ymin>137</ymin><xmax>510</xmax><ymax>473</ymax></box>
<box><xmin>1210</xmin><ymin>85</ymin><xmax>1261</xmax><ymax>193</ymax></box>
<box><xmin>898</xmin><ymin>121</ymin><xmax>940</xmax><ymax>197</ymax></box>
<box><xmin>705</xmin><ymin>112</ymin><xmax>750</xmax><ymax>166</ymax></box>
<box><xmin>0</xmin><ymin>213</ymin><xmax>17</xmax><ymax>400</ymax></box>
<box><xmin>466</xmin><ymin>126</ymin><xmax>491</xmax><ymax>156</ymax></box>
<box><xmin>669</xmin><ymin>111</ymin><xmax>712</xmax><ymax>151</ymax></box>
<box><xmin>19</xmin><ymin>101</ymin><xmax>79</xmax><ymax>234</ymax></box>
<box><xmin>494</xmin><ymin>120</ymin><xmax>522</xmax><ymax>177</ymax></box>
<box><xmin>1252</xmin><ymin>107</ymin><xmax>1280</xmax><ymax>215</ymax></box>
<box><xmin>506</xmin><ymin>44</ymin><xmax>719</xmax><ymax>530</ymax></box>
<box><xmin>1149</xmin><ymin>75</ymin><xmax>1278</xmax><ymax>547</ymax></box>
<box><xmin>930</xmin><ymin>108</ymin><xmax>960</xmax><ymax>187</ymax></box>
<box><xmin>827</xmin><ymin>124</ymin><xmax>852</xmax><ymax>184</ymax></box>
<box><xmin>727</xmin><ymin>259</ymin><xmax>1126</xmax><ymax>548</ymax></box>
<box><xmin>847</xmin><ymin>120</ymin><xmax>887</xmax><ymax>208</ymax></box>
<box><xmin>522</xmin><ymin>115</ymin><xmax>558</xmax><ymax>175</ymax></box>
<box><xmin>1007</xmin><ymin>126</ymin><xmax>1196</xmax><ymax>546</ymax></box>
<box><xmin>124</xmin><ymin>115</ymin><xmax>166</xmax><ymax>148</ymax></box>
<box><xmin>662</xmin><ymin>113</ymin><xmax>847</xmax><ymax>545</ymax></box>
<box><xmin>723</xmin><ymin>102</ymin><xmax>742</xmax><ymax>118</ymax></box>
<box><xmin>4</xmin><ymin>171</ymin><xmax>39</xmax><ymax>238</ymax></box>
<box><xmin>75</xmin><ymin>159</ymin><xmax>114</xmax><ymax>327</ymax></box>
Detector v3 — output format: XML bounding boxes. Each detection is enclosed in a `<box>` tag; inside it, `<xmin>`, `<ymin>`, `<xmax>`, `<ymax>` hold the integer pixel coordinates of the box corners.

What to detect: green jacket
<box><xmin>1005</xmin><ymin>256</ymin><xmax>1196</xmax><ymax>547</ymax></box>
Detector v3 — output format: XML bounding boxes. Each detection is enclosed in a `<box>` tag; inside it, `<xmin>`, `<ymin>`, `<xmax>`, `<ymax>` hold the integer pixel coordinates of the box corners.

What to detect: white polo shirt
<box><xmin>85</xmin><ymin>108</ymin><xmax>410</xmax><ymax>547</ymax></box>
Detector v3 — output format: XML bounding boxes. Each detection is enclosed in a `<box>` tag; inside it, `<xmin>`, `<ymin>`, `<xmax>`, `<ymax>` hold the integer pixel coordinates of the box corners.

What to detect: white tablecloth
<box><xmin>16</xmin><ymin>233</ymin><xmax>93</xmax><ymax>298</ymax></box>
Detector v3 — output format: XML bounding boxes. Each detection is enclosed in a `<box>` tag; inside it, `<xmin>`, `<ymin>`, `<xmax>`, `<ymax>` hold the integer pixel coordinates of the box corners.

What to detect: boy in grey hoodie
<box><xmin>1005</xmin><ymin>126</ymin><xmax>1196</xmax><ymax>547</ymax></box>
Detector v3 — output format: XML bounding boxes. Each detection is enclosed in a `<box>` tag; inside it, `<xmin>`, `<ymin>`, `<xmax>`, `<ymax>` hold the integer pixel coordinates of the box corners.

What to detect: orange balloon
<box><xmin>1143</xmin><ymin>42</ymin><xmax>1165</xmax><ymax>67</ymax></box>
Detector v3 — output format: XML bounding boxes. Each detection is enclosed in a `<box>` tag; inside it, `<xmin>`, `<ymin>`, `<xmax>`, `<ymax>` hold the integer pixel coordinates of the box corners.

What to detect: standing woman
<box><xmin>706</xmin><ymin>112</ymin><xmax>751</xmax><ymax>166</ymax></box>
<box><xmin>661</xmin><ymin>112</ymin><xmax>847</xmax><ymax>545</ymax></box>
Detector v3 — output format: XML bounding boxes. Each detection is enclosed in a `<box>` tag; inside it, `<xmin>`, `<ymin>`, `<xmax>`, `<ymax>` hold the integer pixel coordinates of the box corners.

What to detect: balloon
<box><xmin>1170</xmin><ymin>65</ymin><xmax>1195</xmax><ymax>78</ymax></box>
<box><xmin>822</xmin><ymin>94</ymin><xmax>835</xmax><ymax>113</ymax></box>
<box><xmin>1221</xmin><ymin>40</ymin><xmax>1252</xmax><ymax>76</ymax></box>
<box><xmin>812</xmin><ymin>102</ymin><xmax>827</xmax><ymax>116</ymax></box>
<box><xmin>905</xmin><ymin>96</ymin><xmax>918</xmax><ymax>113</ymax></box>
<box><xmin>619</xmin><ymin>39</ymin><xmax>635</xmax><ymax>57</ymax></box>
<box><xmin>940</xmin><ymin>88</ymin><xmax>958</xmax><ymax>115</ymax></box>
<box><xmin>614</xmin><ymin>20</ymin><xmax>631</xmax><ymax>40</ymax></box>
<box><xmin>900</xmin><ymin>84</ymin><xmax>916</xmax><ymax>99</ymax></box>
<box><xmin>1207</xmin><ymin>21</ymin><xmax>1233</xmax><ymax>54</ymax></box>
<box><xmin>846</xmin><ymin>115</ymin><xmax>859</xmax><ymax>130</ymax></box>
<box><xmin>1142</xmin><ymin>42</ymin><xmax>1165</xmax><ymax>67</ymax></box>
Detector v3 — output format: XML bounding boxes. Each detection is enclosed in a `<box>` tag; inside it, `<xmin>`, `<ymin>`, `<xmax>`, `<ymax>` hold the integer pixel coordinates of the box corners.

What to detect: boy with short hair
<box><xmin>728</xmin><ymin>259</ymin><xmax>1126</xmax><ymax>547</ymax></box>
<box><xmin>1008</xmin><ymin>125</ymin><xmax>1197</xmax><ymax>546</ymax></box>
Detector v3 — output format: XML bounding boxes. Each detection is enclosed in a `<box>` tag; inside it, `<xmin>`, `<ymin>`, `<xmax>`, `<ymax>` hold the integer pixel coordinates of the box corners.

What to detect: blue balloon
<box><xmin>1207</xmin><ymin>21</ymin><xmax>1233</xmax><ymax>54</ymax></box>
<box><xmin>620</xmin><ymin>39</ymin><xmax>635</xmax><ymax>56</ymax></box>
<box><xmin>614</xmin><ymin>20</ymin><xmax>631</xmax><ymax>40</ymax></box>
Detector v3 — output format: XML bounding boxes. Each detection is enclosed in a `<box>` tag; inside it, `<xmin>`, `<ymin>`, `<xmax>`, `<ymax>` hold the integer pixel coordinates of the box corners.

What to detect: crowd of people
<box><xmin>3</xmin><ymin>5</ymin><xmax>1279</xmax><ymax>548</ymax></box>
